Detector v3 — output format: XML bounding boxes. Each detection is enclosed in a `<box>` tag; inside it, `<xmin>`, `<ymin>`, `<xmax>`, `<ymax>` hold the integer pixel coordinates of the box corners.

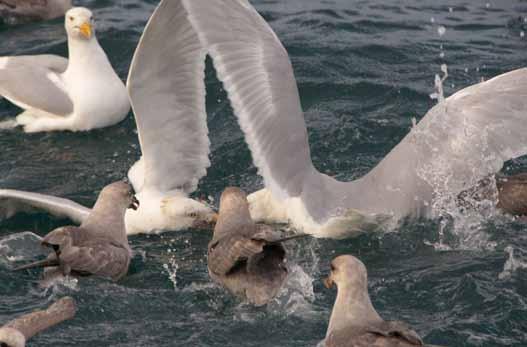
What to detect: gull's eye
<box><xmin>330</xmin><ymin>264</ymin><xmax>335</xmax><ymax>272</ymax></box>
<box><xmin>69</xmin><ymin>16</ymin><xmax>74</xmax><ymax>21</ymax></box>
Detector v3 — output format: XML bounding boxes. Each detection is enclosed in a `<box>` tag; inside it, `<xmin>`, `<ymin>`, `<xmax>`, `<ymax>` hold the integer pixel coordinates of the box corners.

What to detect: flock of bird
<box><xmin>0</xmin><ymin>0</ymin><xmax>526</xmax><ymax>346</ymax></box>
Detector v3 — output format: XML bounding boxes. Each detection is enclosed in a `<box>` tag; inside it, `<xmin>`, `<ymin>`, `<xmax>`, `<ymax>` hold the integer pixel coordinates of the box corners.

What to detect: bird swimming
<box><xmin>0</xmin><ymin>297</ymin><xmax>76</xmax><ymax>347</ymax></box>
<box><xmin>14</xmin><ymin>181</ymin><xmax>137</xmax><ymax>281</ymax></box>
<box><xmin>0</xmin><ymin>7</ymin><xmax>130</xmax><ymax>132</ymax></box>
<box><xmin>208</xmin><ymin>187</ymin><xmax>301</xmax><ymax>306</ymax></box>
<box><xmin>323</xmin><ymin>255</ymin><xmax>444</xmax><ymax>347</ymax></box>
<box><xmin>0</xmin><ymin>0</ymin><xmax>71</xmax><ymax>25</ymax></box>
<box><xmin>173</xmin><ymin>0</ymin><xmax>527</xmax><ymax>239</ymax></box>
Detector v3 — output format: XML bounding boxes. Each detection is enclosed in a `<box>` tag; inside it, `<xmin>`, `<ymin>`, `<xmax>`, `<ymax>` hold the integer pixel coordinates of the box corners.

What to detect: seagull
<box><xmin>323</xmin><ymin>255</ymin><xmax>444</xmax><ymax>347</ymax></box>
<box><xmin>14</xmin><ymin>181</ymin><xmax>137</xmax><ymax>281</ymax></box>
<box><xmin>0</xmin><ymin>7</ymin><xmax>130</xmax><ymax>133</ymax></box>
<box><xmin>0</xmin><ymin>297</ymin><xmax>76</xmax><ymax>347</ymax></box>
<box><xmin>0</xmin><ymin>1</ymin><xmax>218</xmax><ymax>235</ymax></box>
<box><xmin>0</xmin><ymin>0</ymin><xmax>72</xmax><ymax>25</ymax></box>
<box><xmin>208</xmin><ymin>187</ymin><xmax>302</xmax><ymax>306</ymax></box>
<box><xmin>176</xmin><ymin>0</ymin><xmax>527</xmax><ymax>238</ymax></box>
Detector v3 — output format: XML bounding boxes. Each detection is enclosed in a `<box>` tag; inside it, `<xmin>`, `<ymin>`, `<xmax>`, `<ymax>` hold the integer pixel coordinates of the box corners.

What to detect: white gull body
<box><xmin>176</xmin><ymin>0</ymin><xmax>527</xmax><ymax>238</ymax></box>
<box><xmin>0</xmin><ymin>7</ymin><xmax>129</xmax><ymax>133</ymax></box>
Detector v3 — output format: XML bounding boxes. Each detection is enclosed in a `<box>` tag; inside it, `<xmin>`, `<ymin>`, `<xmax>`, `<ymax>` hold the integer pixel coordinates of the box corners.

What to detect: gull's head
<box><xmin>0</xmin><ymin>327</ymin><xmax>26</xmax><ymax>347</ymax></box>
<box><xmin>100</xmin><ymin>181</ymin><xmax>139</xmax><ymax>211</ymax></box>
<box><xmin>65</xmin><ymin>7</ymin><xmax>95</xmax><ymax>41</ymax></box>
<box><xmin>323</xmin><ymin>255</ymin><xmax>368</xmax><ymax>292</ymax></box>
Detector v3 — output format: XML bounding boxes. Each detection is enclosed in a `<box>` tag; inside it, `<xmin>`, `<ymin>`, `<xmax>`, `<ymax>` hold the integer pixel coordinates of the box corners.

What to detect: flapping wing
<box><xmin>0</xmin><ymin>56</ymin><xmax>73</xmax><ymax>115</ymax></box>
<box><xmin>0</xmin><ymin>189</ymin><xmax>90</xmax><ymax>224</ymax></box>
<box><xmin>4</xmin><ymin>297</ymin><xmax>76</xmax><ymax>340</ymax></box>
<box><xmin>208</xmin><ymin>234</ymin><xmax>264</xmax><ymax>276</ymax></box>
<box><xmin>182</xmin><ymin>0</ymin><xmax>316</xmax><ymax>200</ymax></box>
<box><xmin>365</xmin><ymin>68</ymin><xmax>527</xmax><ymax>215</ymax></box>
<box><xmin>127</xmin><ymin>0</ymin><xmax>210</xmax><ymax>194</ymax></box>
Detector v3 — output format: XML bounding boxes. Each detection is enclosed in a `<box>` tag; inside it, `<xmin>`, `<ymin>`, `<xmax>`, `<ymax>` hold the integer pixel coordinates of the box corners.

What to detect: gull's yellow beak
<box><xmin>79</xmin><ymin>22</ymin><xmax>92</xmax><ymax>39</ymax></box>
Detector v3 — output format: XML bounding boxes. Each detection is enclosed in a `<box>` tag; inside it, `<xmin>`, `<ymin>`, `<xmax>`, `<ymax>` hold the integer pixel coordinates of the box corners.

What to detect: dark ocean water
<box><xmin>1</xmin><ymin>1</ymin><xmax>527</xmax><ymax>346</ymax></box>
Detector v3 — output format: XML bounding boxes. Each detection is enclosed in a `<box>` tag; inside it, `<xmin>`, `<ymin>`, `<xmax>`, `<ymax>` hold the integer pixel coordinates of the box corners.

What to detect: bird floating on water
<box><xmin>208</xmin><ymin>187</ymin><xmax>303</xmax><ymax>306</ymax></box>
<box><xmin>14</xmin><ymin>181</ymin><xmax>137</xmax><ymax>281</ymax></box>
<box><xmin>0</xmin><ymin>0</ymin><xmax>72</xmax><ymax>25</ymax></box>
<box><xmin>0</xmin><ymin>7</ymin><xmax>130</xmax><ymax>132</ymax></box>
<box><xmin>323</xmin><ymin>255</ymin><xmax>444</xmax><ymax>347</ymax></box>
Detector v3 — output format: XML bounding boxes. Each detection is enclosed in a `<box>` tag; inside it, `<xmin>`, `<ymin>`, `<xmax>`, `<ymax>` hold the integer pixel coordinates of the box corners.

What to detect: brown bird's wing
<box><xmin>326</xmin><ymin>321</ymin><xmax>424</xmax><ymax>347</ymax></box>
<box><xmin>42</xmin><ymin>227</ymin><xmax>130</xmax><ymax>281</ymax></box>
<box><xmin>365</xmin><ymin>321</ymin><xmax>423</xmax><ymax>346</ymax></box>
<box><xmin>4</xmin><ymin>297</ymin><xmax>76</xmax><ymax>340</ymax></box>
<box><xmin>208</xmin><ymin>233</ymin><xmax>264</xmax><ymax>276</ymax></box>
<box><xmin>58</xmin><ymin>238</ymin><xmax>131</xmax><ymax>281</ymax></box>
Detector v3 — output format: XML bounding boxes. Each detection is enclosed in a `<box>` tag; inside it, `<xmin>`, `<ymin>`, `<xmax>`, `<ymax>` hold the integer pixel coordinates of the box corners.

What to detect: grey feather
<box><xmin>0</xmin><ymin>189</ymin><xmax>91</xmax><ymax>224</ymax></box>
<box><xmin>0</xmin><ymin>58</ymin><xmax>73</xmax><ymax>116</ymax></box>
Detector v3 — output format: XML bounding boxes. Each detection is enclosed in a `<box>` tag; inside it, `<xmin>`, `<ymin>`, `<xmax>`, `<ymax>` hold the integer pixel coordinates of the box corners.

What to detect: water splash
<box><xmin>430</xmin><ymin>64</ymin><xmax>448</xmax><ymax>103</ymax></box>
<box><xmin>498</xmin><ymin>246</ymin><xmax>527</xmax><ymax>280</ymax></box>
<box><xmin>163</xmin><ymin>248</ymin><xmax>179</xmax><ymax>290</ymax></box>
<box><xmin>0</xmin><ymin>232</ymin><xmax>45</xmax><ymax>265</ymax></box>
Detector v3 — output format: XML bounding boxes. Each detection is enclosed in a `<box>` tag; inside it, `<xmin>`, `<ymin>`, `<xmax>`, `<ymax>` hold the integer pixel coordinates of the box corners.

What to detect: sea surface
<box><xmin>1</xmin><ymin>1</ymin><xmax>527</xmax><ymax>346</ymax></box>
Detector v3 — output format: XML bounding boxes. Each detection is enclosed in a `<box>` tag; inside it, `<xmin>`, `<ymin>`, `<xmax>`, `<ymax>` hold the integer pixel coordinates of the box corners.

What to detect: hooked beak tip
<box><xmin>129</xmin><ymin>196</ymin><xmax>140</xmax><ymax>210</ymax></box>
<box><xmin>323</xmin><ymin>276</ymin><xmax>334</xmax><ymax>289</ymax></box>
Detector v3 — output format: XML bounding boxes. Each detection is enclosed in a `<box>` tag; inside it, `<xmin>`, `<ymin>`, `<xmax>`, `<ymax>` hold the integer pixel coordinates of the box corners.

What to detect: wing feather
<box><xmin>182</xmin><ymin>0</ymin><xmax>315</xmax><ymax>200</ymax></box>
<box><xmin>127</xmin><ymin>0</ymin><xmax>210</xmax><ymax>194</ymax></box>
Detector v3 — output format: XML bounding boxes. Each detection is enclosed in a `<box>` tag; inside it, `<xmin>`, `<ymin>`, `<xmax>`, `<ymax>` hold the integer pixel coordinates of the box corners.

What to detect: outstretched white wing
<box><xmin>127</xmin><ymin>0</ymin><xmax>210</xmax><ymax>194</ymax></box>
<box><xmin>182</xmin><ymin>0</ymin><xmax>316</xmax><ymax>201</ymax></box>
<box><xmin>364</xmin><ymin>68</ymin><xmax>527</xmax><ymax>217</ymax></box>
<box><xmin>0</xmin><ymin>189</ymin><xmax>90</xmax><ymax>224</ymax></box>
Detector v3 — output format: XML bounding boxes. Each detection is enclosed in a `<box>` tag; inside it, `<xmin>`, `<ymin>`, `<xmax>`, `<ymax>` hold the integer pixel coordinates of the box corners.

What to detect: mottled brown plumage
<box><xmin>207</xmin><ymin>187</ymin><xmax>290</xmax><ymax>306</ymax></box>
<box><xmin>324</xmin><ymin>255</ymin><xmax>445</xmax><ymax>347</ymax></box>
<box><xmin>0</xmin><ymin>297</ymin><xmax>76</xmax><ymax>347</ymax></box>
<box><xmin>0</xmin><ymin>0</ymin><xmax>71</xmax><ymax>25</ymax></box>
<box><xmin>15</xmin><ymin>181</ymin><xmax>138</xmax><ymax>281</ymax></box>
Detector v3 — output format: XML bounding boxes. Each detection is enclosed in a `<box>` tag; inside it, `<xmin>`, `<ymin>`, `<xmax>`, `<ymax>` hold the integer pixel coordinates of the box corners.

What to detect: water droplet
<box><xmin>521</xmin><ymin>31</ymin><xmax>525</xmax><ymax>38</ymax></box>
<box><xmin>448</xmin><ymin>7</ymin><xmax>453</xmax><ymax>13</ymax></box>
<box><xmin>439</xmin><ymin>51</ymin><xmax>445</xmax><ymax>58</ymax></box>
<box><xmin>430</xmin><ymin>17</ymin><xmax>435</xmax><ymax>23</ymax></box>
<box><xmin>464</xmin><ymin>67</ymin><xmax>469</xmax><ymax>73</ymax></box>
<box><xmin>485</xmin><ymin>3</ymin><xmax>491</xmax><ymax>8</ymax></box>
<box><xmin>437</xmin><ymin>26</ymin><xmax>446</xmax><ymax>37</ymax></box>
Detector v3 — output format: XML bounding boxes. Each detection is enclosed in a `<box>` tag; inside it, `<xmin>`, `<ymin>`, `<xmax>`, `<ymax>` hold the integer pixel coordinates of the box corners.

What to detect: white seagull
<box><xmin>0</xmin><ymin>1</ymin><xmax>218</xmax><ymax>234</ymax></box>
<box><xmin>0</xmin><ymin>7</ymin><xmax>130</xmax><ymax>133</ymax></box>
<box><xmin>176</xmin><ymin>0</ymin><xmax>527</xmax><ymax>239</ymax></box>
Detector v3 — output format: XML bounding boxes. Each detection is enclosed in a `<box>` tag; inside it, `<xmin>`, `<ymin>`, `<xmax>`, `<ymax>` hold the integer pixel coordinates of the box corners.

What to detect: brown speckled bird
<box><xmin>14</xmin><ymin>181</ymin><xmax>138</xmax><ymax>282</ymax></box>
<box><xmin>208</xmin><ymin>187</ymin><xmax>303</xmax><ymax>306</ymax></box>
<box><xmin>323</xmin><ymin>255</ymin><xmax>445</xmax><ymax>347</ymax></box>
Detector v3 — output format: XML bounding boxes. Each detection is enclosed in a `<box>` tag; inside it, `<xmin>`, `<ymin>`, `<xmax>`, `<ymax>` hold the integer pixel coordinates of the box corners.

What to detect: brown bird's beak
<box><xmin>323</xmin><ymin>275</ymin><xmax>334</xmax><ymax>289</ymax></box>
<box><xmin>191</xmin><ymin>212</ymin><xmax>219</xmax><ymax>230</ymax></box>
<box><xmin>210</xmin><ymin>212</ymin><xmax>219</xmax><ymax>224</ymax></box>
<box><xmin>129</xmin><ymin>196</ymin><xmax>140</xmax><ymax>210</ymax></box>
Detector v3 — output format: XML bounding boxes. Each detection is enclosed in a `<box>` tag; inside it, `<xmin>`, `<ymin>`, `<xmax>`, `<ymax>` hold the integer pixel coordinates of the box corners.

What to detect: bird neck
<box><xmin>66</xmin><ymin>37</ymin><xmax>108</xmax><ymax>73</ymax></box>
<box><xmin>81</xmin><ymin>198</ymin><xmax>128</xmax><ymax>245</ymax></box>
<box><xmin>214</xmin><ymin>205</ymin><xmax>253</xmax><ymax>239</ymax></box>
<box><xmin>327</xmin><ymin>283</ymin><xmax>382</xmax><ymax>336</ymax></box>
